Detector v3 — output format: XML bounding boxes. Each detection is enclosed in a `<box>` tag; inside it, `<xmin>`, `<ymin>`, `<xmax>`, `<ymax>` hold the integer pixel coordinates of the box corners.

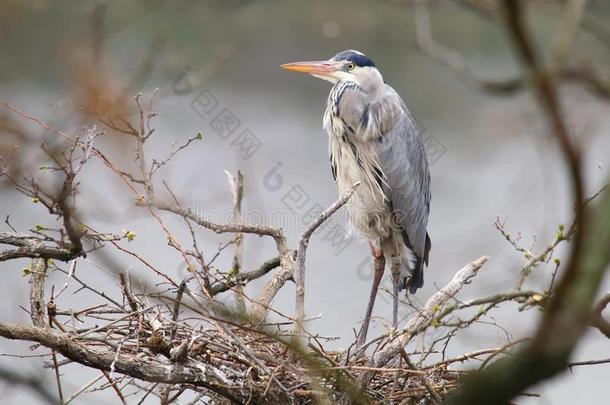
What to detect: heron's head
<box><xmin>282</xmin><ymin>50</ymin><xmax>383</xmax><ymax>94</ymax></box>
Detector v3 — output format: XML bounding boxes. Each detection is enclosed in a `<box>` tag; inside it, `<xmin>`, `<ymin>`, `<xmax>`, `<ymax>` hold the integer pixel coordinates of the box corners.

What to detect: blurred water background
<box><xmin>1</xmin><ymin>1</ymin><xmax>609</xmax><ymax>403</ymax></box>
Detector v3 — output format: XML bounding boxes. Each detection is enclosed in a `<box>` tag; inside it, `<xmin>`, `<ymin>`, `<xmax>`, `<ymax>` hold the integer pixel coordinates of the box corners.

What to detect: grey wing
<box><xmin>376</xmin><ymin>105</ymin><xmax>431</xmax><ymax>293</ymax></box>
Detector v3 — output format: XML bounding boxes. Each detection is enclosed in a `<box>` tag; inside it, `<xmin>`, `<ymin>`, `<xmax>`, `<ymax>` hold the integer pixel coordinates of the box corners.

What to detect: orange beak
<box><xmin>280</xmin><ymin>60</ymin><xmax>340</xmax><ymax>75</ymax></box>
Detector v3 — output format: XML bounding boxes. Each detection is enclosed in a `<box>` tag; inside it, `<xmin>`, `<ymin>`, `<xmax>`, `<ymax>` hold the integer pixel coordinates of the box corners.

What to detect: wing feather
<box><xmin>375</xmin><ymin>86</ymin><xmax>431</xmax><ymax>292</ymax></box>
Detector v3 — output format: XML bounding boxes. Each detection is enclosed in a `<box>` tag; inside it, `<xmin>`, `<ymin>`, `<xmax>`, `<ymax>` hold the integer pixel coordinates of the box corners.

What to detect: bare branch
<box><xmin>0</xmin><ymin>322</ymin><xmax>246</xmax><ymax>403</ymax></box>
<box><xmin>293</xmin><ymin>182</ymin><xmax>359</xmax><ymax>336</ymax></box>
<box><xmin>151</xmin><ymin>198</ymin><xmax>289</xmax><ymax>254</ymax></box>
<box><xmin>207</xmin><ymin>256</ymin><xmax>281</xmax><ymax>296</ymax></box>
<box><xmin>226</xmin><ymin>169</ymin><xmax>246</xmax><ymax>312</ymax></box>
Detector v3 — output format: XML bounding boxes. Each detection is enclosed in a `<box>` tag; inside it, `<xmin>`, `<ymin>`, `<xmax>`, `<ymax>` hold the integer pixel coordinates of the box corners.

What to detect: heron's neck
<box><xmin>354</xmin><ymin>68</ymin><xmax>385</xmax><ymax>99</ymax></box>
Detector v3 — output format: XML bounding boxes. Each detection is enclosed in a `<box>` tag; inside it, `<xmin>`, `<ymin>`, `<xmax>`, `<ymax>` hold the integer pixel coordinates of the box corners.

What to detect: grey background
<box><xmin>1</xmin><ymin>1</ymin><xmax>609</xmax><ymax>403</ymax></box>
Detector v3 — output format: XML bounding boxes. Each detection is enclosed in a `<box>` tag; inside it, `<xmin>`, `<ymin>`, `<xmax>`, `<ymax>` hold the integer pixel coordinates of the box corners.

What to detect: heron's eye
<box><xmin>347</xmin><ymin>63</ymin><xmax>355</xmax><ymax>71</ymax></box>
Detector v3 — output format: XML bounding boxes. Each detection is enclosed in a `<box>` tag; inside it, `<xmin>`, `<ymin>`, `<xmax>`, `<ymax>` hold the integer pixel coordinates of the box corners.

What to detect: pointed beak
<box><xmin>280</xmin><ymin>60</ymin><xmax>340</xmax><ymax>75</ymax></box>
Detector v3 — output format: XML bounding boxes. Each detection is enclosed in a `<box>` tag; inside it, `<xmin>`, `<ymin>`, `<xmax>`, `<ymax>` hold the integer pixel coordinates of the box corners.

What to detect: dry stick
<box><xmin>101</xmin><ymin>371</ymin><xmax>128</xmax><ymax>405</ymax></box>
<box><xmin>496</xmin><ymin>217</ymin><xmax>576</xmax><ymax>289</ymax></box>
<box><xmin>0</xmin><ymin>232</ymin><xmax>77</xmax><ymax>262</ymax></box>
<box><xmin>56</xmin><ymin>263</ymin><xmax>124</xmax><ymax>309</ymax></box>
<box><xmin>477</xmin><ymin>338</ymin><xmax>529</xmax><ymax>371</ymax></box>
<box><xmin>54</xmin><ymin>260</ymin><xmax>77</xmax><ymax>299</ymax></box>
<box><xmin>28</xmin><ymin>241</ymin><xmax>47</xmax><ymax>328</ymax></box>
<box><xmin>427</xmin><ymin>342</ymin><xmax>527</xmax><ymax>370</ymax></box>
<box><xmin>153</xmin><ymin>199</ymin><xmax>289</xmax><ymax>253</ymax></box>
<box><xmin>569</xmin><ymin>358</ymin><xmax>610</xmax><ymax>368</ymax></box>
<box><xmin>118</xmin><ymin>272</ymin><xmax>144</xmax><ymax>354</ymax></box>
<box><xmin>163</xmin><ymin>180</ymin><xmax>208</xmax><ymax>287</ymax></box>
<box><xmin>293</xmin><ymin>182</ymin><xmax>360</xmax><ymax>338</ymax></box>
<box><xmin>151</xmin><ymin>134</ymin><xmax>202</xmax><ymax>175</ymax></box>
<box><xmin>166</xmin><ymin>386</ymin><xmax>187</xmax><ymax>403</ymax></box>
<box><xmin>251</xmin><ymin>255</ymin><xmax>295</xmax><ymax>323</ymax></box>
<box><xmin>111</xmin><ymin>242</ymin><xmax>178</xmax><ymax>287</ymax></box>
<box><xmin>75</xmin><ymin>306</ymin><xmax>154</xmax><ymax>339</ymax></box>
<box><xmin>160</xmin><ymin>384</ymin><xmax>172</xmax><ymax>405</ymax></box>
<box><xmin>170</xmin><ymin>281</ymin><xmax>187</xmax><ymax>342</ymax></box>
<box><xmin>0</xmin><ymin>231</ymin><xmax>47</xmax><ymax>247</ymax></box>
<box><xmin>433</xmin><ymin>291</ymin><xmax>539</xmax><ymax>322</ymax></box>
<box><xmin>401</xmin><ymin>349</ymin><xmax>442</xmax><ymax>403</ymax></box>
<box><xmin>26</xmin><ymin>243</ymin><xmax>65</xmax><ymax>404</ymax></box>
<box><xmin>0</xmin><ymin>245</ymin><xmax>77</xmax><ymax>262</ymax></box>
<box><xmin>136</xmin><ymin>383</ymin><xmax>158</xmax><ymax>405</ymax></box>
<box><xmin>50</xmin><ymin>350</ymin><xmax>64</xmax><ymax>403</ymax></box>
<box><xmin>207</xmin><ymin>256</ymin><xmax>281</xmax><ymax>296</ymax></box>
<box><xmin>63</xmin><ymin>373</ymin><xmax>105</xmax><ymax>405</ymax></box>
<box><xmin>226</xmin><ymin>169</ymin><xmax>246</xmax><ymax>313</ymax></box>
<box><xmin>360</xmin><ymin>256</ymin><xmax>489</xmax><ymax>386</ymax></box>
<box><xmin>119</xmin><ymin>273</ymin><xmax>140</xmax><ymax>312</ymax></box>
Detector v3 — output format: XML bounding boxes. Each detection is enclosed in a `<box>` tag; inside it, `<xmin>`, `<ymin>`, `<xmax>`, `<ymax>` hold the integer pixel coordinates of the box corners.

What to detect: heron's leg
<box><xmin>357</xmin><ymin>241</ymin><xmax>385</xmax><ymax>347</ymax></box>
<box><xmin>389</xmin><ymin>255</ymin><xmax>401</xmax><ymax>330</ymax></box>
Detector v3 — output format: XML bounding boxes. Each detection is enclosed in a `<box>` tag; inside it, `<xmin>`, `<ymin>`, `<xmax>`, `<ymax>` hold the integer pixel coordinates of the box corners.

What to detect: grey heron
<box><xmin>282</xmin><ymin>50</ymin><xmax>431</xmax><ymax>346</ymax></box>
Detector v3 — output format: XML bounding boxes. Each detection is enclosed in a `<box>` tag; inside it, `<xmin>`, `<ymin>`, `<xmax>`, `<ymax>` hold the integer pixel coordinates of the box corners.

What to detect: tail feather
<box><xmin>408</xmin><ymin>257</ymin><xmax>425</xmax><ymax>294</ymax></box>
<box><xmin>399</xmin><ymin>232</ymin><xmax>431</xmax><ymax>294</ymax></box>
<box><xmin>424</xmin><ymin>232</ymin><xmax>431</xmax><ymax>266</ymax></box>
